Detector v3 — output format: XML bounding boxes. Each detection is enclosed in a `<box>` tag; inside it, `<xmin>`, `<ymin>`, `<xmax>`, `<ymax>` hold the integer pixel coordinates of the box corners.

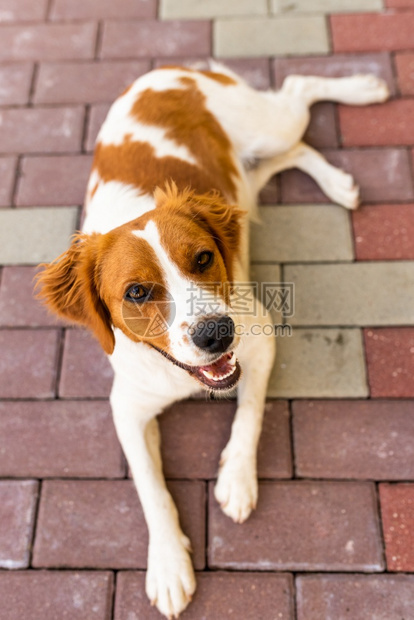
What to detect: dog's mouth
<box><xmin>187</xmin><ymin>351</ymin><xmax>241</xmax><ymax>390</ymax></box>
<box><xmin>152</xmin><ymin>346</ymin><xmax>241</xmax><ymax>390</ymax></box>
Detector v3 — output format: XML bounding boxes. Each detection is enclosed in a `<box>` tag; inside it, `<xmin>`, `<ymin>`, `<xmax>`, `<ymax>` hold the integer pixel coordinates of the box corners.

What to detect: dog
<box><xmin>37</xmin><ymin>62</ymin><xmax>389</xmax><ymax>618</ymax></box>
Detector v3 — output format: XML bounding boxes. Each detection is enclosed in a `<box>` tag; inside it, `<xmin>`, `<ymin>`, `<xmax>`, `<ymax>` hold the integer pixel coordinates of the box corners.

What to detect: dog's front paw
<box><xmin>214</xmin><ymin>454</ymin><xmax>258</xmax><ymax>524</ymax></box>
<box><xmin>146</xmin><ymin>534</ymin><xmax>196</xmax><ymax>619</ymax></box>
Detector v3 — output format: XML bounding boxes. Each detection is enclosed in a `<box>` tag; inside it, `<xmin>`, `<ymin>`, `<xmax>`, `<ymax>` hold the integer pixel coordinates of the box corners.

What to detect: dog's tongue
<box><xmin>200</xmin><ymin>351</ymin><xmax>234</xmax><ymax>375</ymax></box>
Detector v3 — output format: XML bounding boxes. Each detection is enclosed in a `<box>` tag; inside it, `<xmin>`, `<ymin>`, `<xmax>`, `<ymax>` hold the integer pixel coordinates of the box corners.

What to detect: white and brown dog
<box><xmin>37</xmin><ymin>63</ymin><xmax>389</xmax><ymax>618</ymax></box>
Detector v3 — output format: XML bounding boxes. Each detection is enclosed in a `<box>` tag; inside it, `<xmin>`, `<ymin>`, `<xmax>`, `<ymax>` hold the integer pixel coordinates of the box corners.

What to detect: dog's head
<box><xmin>36</xmin><ymin>184</ymin><xmax>244</xmax><ymax>391</ymax></box>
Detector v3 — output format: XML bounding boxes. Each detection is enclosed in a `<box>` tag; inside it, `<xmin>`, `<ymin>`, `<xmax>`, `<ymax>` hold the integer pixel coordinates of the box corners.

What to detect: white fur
<box><xmin>84</xmin><ymin>66</ymin><xmax>390</xmax><ymax>618</ymax></box>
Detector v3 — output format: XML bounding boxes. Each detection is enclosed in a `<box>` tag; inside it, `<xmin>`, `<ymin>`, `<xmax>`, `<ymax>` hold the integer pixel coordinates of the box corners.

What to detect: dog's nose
<box><xmin>191</xmin><ymin>316</ymin><xmax>234</xmax><ymax>353</ymax></box>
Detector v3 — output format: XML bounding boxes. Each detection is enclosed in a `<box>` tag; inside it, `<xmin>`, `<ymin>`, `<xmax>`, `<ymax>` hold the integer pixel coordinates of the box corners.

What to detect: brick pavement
<box><xmin>1</xmin><ymin>0</ymin><xmax>414</xmax><ymax>618</ymax></box>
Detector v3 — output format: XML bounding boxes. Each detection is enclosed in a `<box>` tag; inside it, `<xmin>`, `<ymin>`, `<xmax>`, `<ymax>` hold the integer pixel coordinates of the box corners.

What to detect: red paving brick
<box><xmin>16</xmin><ymin>155</ymin><xmax>93</xmax><ymax>206</ymax></box>
<box><xmin>0</xmin><ymin>157</ymin><xmax>17</xmax><ymax>207</ymax></box>
<box><xmin>86</xmin><ymin>103</ymin><xmax>111</xmax><ymax>151</ymax></box>
<box><xmin>380</xmin><ymin>483</ymin><xmax>414</xmax><ymax>571</ymax></box>
<box><xmin>331</xmin><ymin>12</ymin><xmax>414</xmax><ymax>53</ymax></box>
<box><xmin>280</xmin><ymin>148</ymin><xmax>414</xmax><ymax>204</ymax></box>
<box><xmin>0</xmin><ymin>329</ymin><xmax>60</xmax><ymax>398</ymax></box>
<box><xmin>386</xmin><ymin>0</ymin><xmax>414</xmax><ymax>6</ymax></box>
<box><xmin>158</xmin><ymin>400</ymin><xmax>292</xmax><ymax>479</ymax></box>
<box><xmin>339</xmin><ymin>99</ymin><xmax>414</xmax><ymax>147</ymax></box>
<box><xmin>208</xmin><ymin>481</ymin><xmax>384</xmax><ymax>571</ymax></box>
<box><xmin>100</xmin><ymin>20</ymin><xmax>211</xmax><ymax>59</ymax></box>
<box><xmin>0</xmin><ymin>107</ymin><xmax>85</xmax><ymax>154</ymax></box>
<box><xmin>0</xmin><ymin>23</ymin><xmax>97</xmax><ymax>62</ymax></box>
<box><xmin>34</xmin><ymin>60</ymin><xmax>150</xmax><ymax>105</ymax></box>
<box><xmin>115</xmin><ymin>571</ymin><xmax>294</xmax><ymax>620</ymax></box>
<box><xmin>297</xmin><ymin>574</ymin><xmax>414</xmax><ymax>620</ymax></box>
<box><xmin>59</xmin><ymin>328</ymin><xmax>114</xmax><ymax>398</ymax></box>
<box><xmin>0</xmin><ymin>480</ymin><xmax>38</xmax><ymax>569</ymax></box>
<box><xmin>50</xmin><ymin>0</ymin><xmax>157</xmax><ymax>20</ymax></box>
<box><xmin>293</xmin><ymin>400</ymin><xmax>414</xmax><ymax>480</ymax></box>
<box><xmin>352</xmin><ymin>204</ymin><xmax>414</xmax><ymax>260</ymax></box>
<box><xmin>33</xmin><ymin>479</ymin><xmax>206</xmax><ymax>569</ymax></box>
<box><xmin>0</xmin><ymin>400</ymin><xmax>124</xmax><ymax>478</ymax></box>
<box><xmin>364</xmin><ymin>328</ymin><xmax>414</xmax><ymax>398</ymax></box>
<box><xmin>0</xmin><ymin>0</ymin><xmax>49</xmax><ymax>22</ymax></box>
<box><xmin>0</xmin><ymin>571</ymin><xmax>114</xmax><ymax>620</ymax></box>
<box><xmin>0</xmin><ymin>266</ymin><xmax>63</xmax><ymax>327</ymax></box>
<box><xmin>395</xmin><ymin>53</ymin><xmax>414</xmax><ymax>95</ymax></box>
<box><xmin>0</xmin><ymin>63</ymin><xmax>33</xmax><ymax>105</ymax></box>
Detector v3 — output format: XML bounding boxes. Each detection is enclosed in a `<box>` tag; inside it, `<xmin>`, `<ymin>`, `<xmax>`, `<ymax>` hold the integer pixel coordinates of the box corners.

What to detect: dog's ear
<box><xmin>190</xmin><ymin>192</ymin><xmax>245</xmax><ymax>281</ymax></box>
<box><xmin>35</xmin><ymin>233</ymin><xmax>115</xmax><ymax>354</ymax></box>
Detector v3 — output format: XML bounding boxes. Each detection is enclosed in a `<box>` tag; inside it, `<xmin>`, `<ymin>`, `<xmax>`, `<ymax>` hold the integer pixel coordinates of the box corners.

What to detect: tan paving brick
<box><xmin>0</xmin><ymin>63</ymin><xmax>33</xmax><ymax>105</ymax></box>
<box><xmin>0</xmin><ymin>23</ymin><xmax>97</xmax><ymax>62</ymax></box>
<box><xmin>115</xmin><ymin>572</ymin><xmax>294</xmax><ymax>620</ymax></box>
<box><xmin>50</xmin><ymin>0</ymin><xmax>156</xmax><ymax>20</ymax></box>
<box><xmin>0</xmin><ymin>0</ymin><xmax>49</xmax><ymax>22</ymax></box>
<box><xmin>0</xmin><ymin>571</ymin><xmax>114</xmax><ymax>620</ymax></box>
<box><xmin>0</xmin><ymin>400</ymin><xmax>124</xmax><ymax>478</ymax></box>
<box><xmin>34</xmin><ymin>60</ymin><xmax>150</xmax><ymax>105</ymax></box>
<box><xmin>161</xmin><ymin>0</ymin><xmax>267</xmax><ymax>19</ymax></box>
<box><xmin>268</xmin><ymin>328</ymin><xmax>368</xmax><ymax>398</ymax></box>
<box><xmin>209</xmin><ymin>481</ymin><xmax>384</xmax><ymax>571</ymax></box>
<box><xmin>0</xmin><ymin>207</ymin><xmax>78</xmax><ymax>264</ymax></box>
<box><xmin>17</xmin><ymin>155</ymin><xmax>93</xmax><ymax>207</ymax></box>
<box><xmin>251</xmin><ymin>205</ymin><xmax>353</xmax><ymax>263</ymax></box>
<box><xmin>285</xmin><ymin>262</ymin><xmax>414</xmax><ymax>326</ymax></box>
<box><xmin>101</xmin><ymin>20</ymin><xmax>211</xmax><ymax>59</ymax></box>
<box><xmin>293</xmin><ymin>400</ymin><xmax>414</xmax><ymax>480</ymax></box>
<box><xmin>158</xmin><ymin>400</ymin><xmax>292</xmax><ymax>479</ymax></box>
<box><xmin>297</xmin><ymin>575</ymin><xmax>414</xmax><ymax>620</ymax></box>
<box><xmin>214</xmin><ymin>16</ymin><xmax>329</xmax><ymax>58</ymax></box>
<box><xmin>0</xmin><ymin>157</ymin><xmax>17</xmax><ymax>207</ymax></box>
<box><xmin>280</xmin><ymin>148</ymin><xmax>414</xmax><ymax>204</ymax></box>
<box><xmin>33</xmin><ymin>480</ymin><xmax>206</xmax><ymax>569</ymax></box>
<box><xmin>0</xmin><ymin>480</ymin><xmax>38</xmax><ymax>569</ymax></box>
<box><xmin>272</xmin><ymin>0</ymin><xmax>383</xmax><ymax>12</ymax></box>
<box><xmin>0</xmin><ymin>106</ymin><xmax>85</xmax><ymax>154</ymax></box>
<box><xmin>250</xmin><ymin>263</ymin><xmax>283</xmax><ymax>324</ymax></box>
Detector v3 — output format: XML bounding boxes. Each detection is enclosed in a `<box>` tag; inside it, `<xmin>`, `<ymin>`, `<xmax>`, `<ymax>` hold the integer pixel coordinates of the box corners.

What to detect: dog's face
<box><xmin>37</xmin><ymin>186</ymin><xmax>244</xmax><ymax>391</ymax></box>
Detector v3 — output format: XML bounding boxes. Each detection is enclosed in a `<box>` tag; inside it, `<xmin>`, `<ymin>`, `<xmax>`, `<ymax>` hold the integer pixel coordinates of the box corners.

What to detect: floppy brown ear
<box><xmin>35</xmin><ymin>233</ymin><xmax>115</xmax><ymax>354</ymax></box>
<box><xmin>191</xmin><ymin>192</ymin><xmax>245</xmax><ymax>282</ymax></box>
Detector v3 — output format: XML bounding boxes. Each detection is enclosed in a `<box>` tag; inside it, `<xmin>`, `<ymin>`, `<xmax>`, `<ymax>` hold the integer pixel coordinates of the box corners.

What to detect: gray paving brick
<box><xmin>214</xmin><ymin>16</ymin><xmax>329</xmax><ymax>58</ymax></box>
<box><xmin>268</xmin><ymin>328</ymin><xmax>368</xmax><ymax>398</ymax></box>
<box><xmin>250</xmin><ymin>263</ymin><xmax>283</xmax><ymax>324</ymax></box>
<box><xmin>0</xmin><ymin>207</ymin><xmax>78</xmax><ymax>264</ymax></box>
<box><xmin>285</xmin><ymin>262</ymin><xmax>414</xmax><ymax>326</ymax></box>
<box><xmin>251</xmin><ymin>205</ymin><xmax>354</xmax><ymax>263</ymax></box>
<box><xmin>160</xmin><ymin>0</ymin><xmax>267</xmax><ymax>19</ymax></box>
<box><xmin>272</xmin><ymin>0</ymin><xmax>383</xmax><ymax>13</ymax></box>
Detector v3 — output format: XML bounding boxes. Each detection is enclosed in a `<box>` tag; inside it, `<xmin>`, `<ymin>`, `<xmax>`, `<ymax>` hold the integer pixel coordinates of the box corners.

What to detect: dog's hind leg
<box><xmin>248</xmin><ymin>141</ymin><xmax>359</xmax><ymax>209</ymax></box>
<box><xmin>281</xmin><ymin>74</ymin><xmax>390</xmax><ymax>106</ymax></box>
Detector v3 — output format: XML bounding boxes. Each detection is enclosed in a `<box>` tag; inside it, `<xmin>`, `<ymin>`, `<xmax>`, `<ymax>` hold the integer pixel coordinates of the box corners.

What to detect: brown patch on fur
<box><xmin>129</xmin><ymin>77</ymin><xmax>238</xmax><ymax>199</ymax></box>
<box><xmin>35</xmin><ymin>228</ymin><xmax>174</xmax><ymax>355</ymax></box>
<box><xmin>200</xmin><ymin>70</ymin><xmax>237</xmax><ymax>86</ymax></box>
<box><xmin>90</xmin><ymin>182</ymin><xmax>99</xmax><ymax>200</ymax></box>
<box><xmin>94</xmin><ymin>137</ymin><xmax>226</xmax><ymax>197</ymax></box>
<box><xmin>35</xmin><ymin>233</ymin><xmax>115</xmax><ymax>354</ymax></box>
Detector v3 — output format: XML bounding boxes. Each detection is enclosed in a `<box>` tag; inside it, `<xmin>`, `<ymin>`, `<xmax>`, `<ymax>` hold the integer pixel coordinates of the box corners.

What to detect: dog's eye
<box><xmin>197</xmin><ymin>251</ymin><xmax>213</xmax><ymax>272</ymax></box>
<box><xmin>125</xmin><ymin>284</ymin><xmax>149</xmax><ymax>302</ymax></box>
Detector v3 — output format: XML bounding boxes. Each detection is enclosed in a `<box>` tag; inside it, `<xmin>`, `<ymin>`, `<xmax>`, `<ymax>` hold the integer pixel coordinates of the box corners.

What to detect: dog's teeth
<box><xmin>201</xmin><ymin>369</ymin><xmax>215</xmax><ymax>379</ymax></box>
<box><xmin>228</xmin><ymin>353</ymin><xmax>237</xmax><ymax>366</ymax></box>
